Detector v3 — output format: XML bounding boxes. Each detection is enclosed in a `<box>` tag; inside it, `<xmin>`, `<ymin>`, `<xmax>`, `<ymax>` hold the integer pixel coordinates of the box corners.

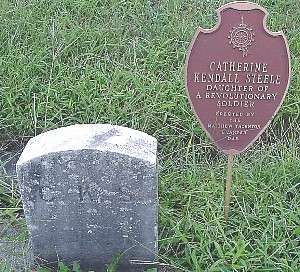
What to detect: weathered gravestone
<box><xmin>16</xmin><ymin>124</ymin><xmax>157</xmax><ymax>271</ymax></box>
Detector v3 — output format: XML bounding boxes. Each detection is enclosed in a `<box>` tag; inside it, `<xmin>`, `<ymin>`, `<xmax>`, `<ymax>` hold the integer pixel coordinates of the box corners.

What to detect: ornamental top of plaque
<box><xmin>185</xmin><ymin>1</ymin><xmax>290</xmax><ymax>154</ymax></box>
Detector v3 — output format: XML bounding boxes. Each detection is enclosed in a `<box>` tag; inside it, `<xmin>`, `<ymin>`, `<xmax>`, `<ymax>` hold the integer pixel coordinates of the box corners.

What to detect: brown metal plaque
<box><xmin>185</xmin><ymin>1</ymin><xmax>290</xmax><ymax>154</ymax></box>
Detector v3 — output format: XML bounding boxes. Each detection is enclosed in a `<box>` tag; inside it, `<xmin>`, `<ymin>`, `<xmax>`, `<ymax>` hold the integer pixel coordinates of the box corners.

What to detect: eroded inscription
<box><xmin>20</xmin><ymin>153</ymin><xmax>148</xmax><ymax>212</ymax></box>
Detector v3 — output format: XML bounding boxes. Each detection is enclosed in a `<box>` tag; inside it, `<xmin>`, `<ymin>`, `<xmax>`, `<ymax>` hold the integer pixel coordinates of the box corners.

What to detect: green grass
<box><xmin>159</xmin><ymin>130</ymin><xmax>300</xmax><ymax>271</ymax></box>
<box><xmin>0</xmin><ymin>0</ymin><xmax>299</xmax><ymax>271</ymax></box>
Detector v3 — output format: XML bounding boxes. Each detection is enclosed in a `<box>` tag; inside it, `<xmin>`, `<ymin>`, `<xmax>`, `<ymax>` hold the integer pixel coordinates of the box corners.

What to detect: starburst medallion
<box><xmin>228</xmin><ymin>16</ymin><xmax>255</xmax><ymax>57</ymax></box>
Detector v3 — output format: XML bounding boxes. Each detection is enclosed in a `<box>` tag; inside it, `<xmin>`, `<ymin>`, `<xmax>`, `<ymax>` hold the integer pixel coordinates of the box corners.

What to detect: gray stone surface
<box><xmin>16</xmin><ymin>124</ymin><xmax>158</xmax><ymax>271</ymax></box>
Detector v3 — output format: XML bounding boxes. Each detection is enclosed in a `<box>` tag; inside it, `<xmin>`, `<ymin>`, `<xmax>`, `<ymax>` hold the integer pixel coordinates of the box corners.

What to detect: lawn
<box><xmin>0</xmin><ymin>0</ymin><xmax>299</xmax><ymax>271</ymax></box>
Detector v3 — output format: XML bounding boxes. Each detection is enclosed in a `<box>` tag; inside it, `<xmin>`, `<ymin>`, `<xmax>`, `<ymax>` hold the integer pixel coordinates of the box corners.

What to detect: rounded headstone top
<box><xmin>17</xmin><ymin>124</ymin><xmax>157</xmax><ymax>165</ymax></box>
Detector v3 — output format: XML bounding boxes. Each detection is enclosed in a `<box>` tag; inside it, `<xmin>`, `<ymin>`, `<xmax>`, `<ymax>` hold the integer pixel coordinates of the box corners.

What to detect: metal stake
<box><xmin>225</xmin><ymin>154</ymin><xmax>234</xmax><ymax>221</ymax></box>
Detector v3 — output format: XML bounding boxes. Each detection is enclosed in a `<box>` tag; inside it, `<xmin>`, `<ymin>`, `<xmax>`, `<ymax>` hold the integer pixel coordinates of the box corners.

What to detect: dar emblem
<box><xmin>228</xmin><ymin>16</ymin><xmax>255</xmax><ymax>57</ymax></box>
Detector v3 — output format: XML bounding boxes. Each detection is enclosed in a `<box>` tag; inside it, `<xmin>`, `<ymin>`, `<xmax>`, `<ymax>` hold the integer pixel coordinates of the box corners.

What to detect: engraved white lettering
<box><xmin>221</xmin><ymin>130</ymin><xmax>248</xmax><ymax>135</ymax></box>
<box><xmin>205</xmin><ymin>93</ymin><xmax>277</xmax><ymax>100</ymax></box>
<box><xmin>235</xmin><ymin>124</ymin><xmax>261</xmax><ymax>129</ymax></box>
<box><xmin>208</xmin><ymin>62</ymin><xmax>268</xmax><ymax>73</ymax></box>
<box><xmin>206</xmin><ymin>84</ymin><xmax>252</xmax><ymax>92</ymax></box>
<box><xmin>227</xmin><ymin>136</ymin><xmax>239</xmax><ymax>141</ymax></box>
<box><xmin>207</xmin><ymin>123</ymin><xmax>232</xmax><ymax>129</ymax></box>
<box><xmin>216</xmin><ymin>111</ymin><xmax>244</xmax><ymax>117</ymax></box>
<box><xmin>217</xmin><ymin>100</ymin><xmax>255</xmax><ymax>108</ymax></box>
<box><xmin>201</xmin><ymin>73</ymin><xmax>239</xmax><ymax>83</ymax></box>
<box><xmin>245</xmin><ymin>74</ymin><xmax>281</xmax><ymax>84</ymax></box>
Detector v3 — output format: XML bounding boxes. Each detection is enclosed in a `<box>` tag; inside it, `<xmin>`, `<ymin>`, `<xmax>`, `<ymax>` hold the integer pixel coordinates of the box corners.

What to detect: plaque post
<box><xmin>185</xmin><ymin>1</ymin><xmax>290</xmax><ymax>221</ymax></box>
<box><xmin>225</xmin><ymin>154</ymin><xmax>234</xmax><ymax>221</ymax></box>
